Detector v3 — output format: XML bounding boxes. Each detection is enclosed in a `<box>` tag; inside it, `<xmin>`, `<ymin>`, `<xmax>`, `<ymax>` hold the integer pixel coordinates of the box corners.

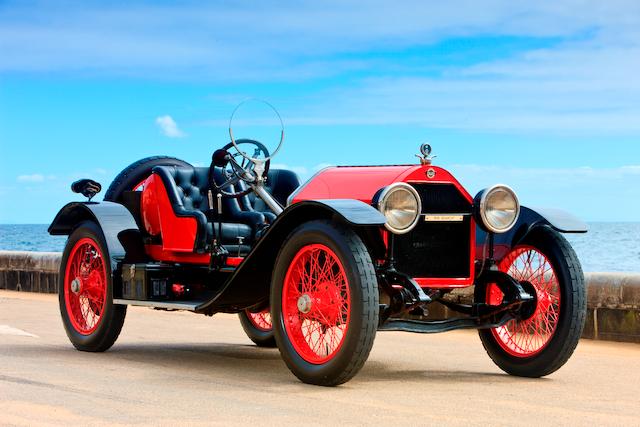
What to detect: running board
<box><xmin>113</xmin><ymin>299</ymin><xmax>200</xmax><ymax>311</ymax></box>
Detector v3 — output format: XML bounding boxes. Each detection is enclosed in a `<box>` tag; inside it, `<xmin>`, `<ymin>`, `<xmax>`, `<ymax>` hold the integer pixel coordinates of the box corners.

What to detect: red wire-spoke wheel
<box><xmin>238</xmin><ymin>307</ymin><xmax>277</xmax><ymax>348</ymax></box>
<box><xmin>247</xmin><ymin>309</ymin><xmax>272</xmax><ymax>332</ymax></box>
<box><xmin>488</xmin><ymin>246</ymin><xmax>561</xmax><ymax>357</ymax></box>
<box><xmin>272</xmin><ymin>220</ymin><xmax>378</xmax><ymax>386</ymax></box>
<box><xmin>64</xmin><ymin>238</ymin><xmax>108</xmax><ymax>334</ymax></box>
<box><xmin>59</xmin><ymin>221</ymin><xmax>127</xmax><ymax>352</ymax></box>
<box><xmin>282</xmin><ymin>244</ymin><xmax>351</xmax><ymax>364</ymax></box>
<box><xmin>238</xmin><ymin>308</ymin><xmax>276</xmax><ymax>347</ymax></box>
<box><xmin>477</xmin><ymin>226</ymin><xmax>586</xmax><ymax>378</ymax></box>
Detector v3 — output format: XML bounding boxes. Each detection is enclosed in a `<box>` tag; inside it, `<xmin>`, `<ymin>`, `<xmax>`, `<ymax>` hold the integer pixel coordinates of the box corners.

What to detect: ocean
<box><xmin>0</xmin><ymin>223</ymin><xmax>638</xmax><ymax>273</ymax></box>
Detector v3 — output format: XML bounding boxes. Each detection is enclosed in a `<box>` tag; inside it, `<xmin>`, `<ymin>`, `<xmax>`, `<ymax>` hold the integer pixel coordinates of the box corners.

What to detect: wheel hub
<box><xmin>70</xmin><ymin>278</ymin><xmax>82</xmax><ymax>294</ymax></box>
<box><xmin>518</xmin><ymin>280</ymin><xmax>538</xmax><ymax>320</ymax></box>
<box><xmin>297</xmin><ymin>294</ymin><xmax>312</xmax><ymax>314</ymax></box>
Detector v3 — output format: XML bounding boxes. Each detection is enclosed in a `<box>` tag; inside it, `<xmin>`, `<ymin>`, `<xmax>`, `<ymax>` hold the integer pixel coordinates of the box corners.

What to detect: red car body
<box><xmin>49</xmin><ymin>142</ymin><xmax>589</xmax><ymax>386</ymax></box>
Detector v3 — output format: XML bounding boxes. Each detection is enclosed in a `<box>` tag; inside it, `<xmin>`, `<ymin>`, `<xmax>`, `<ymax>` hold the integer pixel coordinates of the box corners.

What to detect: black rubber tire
<box><xmin>478</xmin><ymin>226</ymin><xmax>586</xmax><ymax>377</ymax></box>
<box><xmin>59</xmin><ymin>221</ymin><xmax>127</xmax><ymax>352</ymax></box>
<box><xmin>271</xmin><ymin>220</ymin><xmax>379</xmax><ymax>386</ymax></box>
<box><xmin>103</xmin><ymin>156</ymin><xmax>191</xmax><ymax>202</ymax></box>
<box><xmin>238</xmin><ymin>310</ymin><xmax>277</xmax><ymax>348</ymax></box>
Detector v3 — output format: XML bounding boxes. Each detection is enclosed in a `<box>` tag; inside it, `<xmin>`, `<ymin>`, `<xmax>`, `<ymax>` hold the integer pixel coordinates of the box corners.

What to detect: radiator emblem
<box><xmin>426</xmin><ymin>168</ymin><xmax>436</xmax><ymax>179</ymax></box>
<box><xmin>425</xmin><ymin>214</ymin><xmax>464</xmax><ymax>222</ymax></box>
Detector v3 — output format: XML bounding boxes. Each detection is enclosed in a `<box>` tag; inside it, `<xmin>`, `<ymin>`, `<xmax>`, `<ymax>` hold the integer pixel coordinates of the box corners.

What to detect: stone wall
<box><xmin>1</xmin><ymin>250</ymin><xmax>638</xmax><ymax>343</ymax></box>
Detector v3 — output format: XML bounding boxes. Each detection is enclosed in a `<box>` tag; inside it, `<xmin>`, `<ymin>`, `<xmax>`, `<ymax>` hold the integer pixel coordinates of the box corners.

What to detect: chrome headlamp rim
<box><xmin>477</xmin><ymin>184</ymin><xmax>520</xmax><ymax>234</ymax></box>
<box><xmin>377</xmin><ymin>182</ymin><xmax>422</xmax><ymax>234</ymax></box>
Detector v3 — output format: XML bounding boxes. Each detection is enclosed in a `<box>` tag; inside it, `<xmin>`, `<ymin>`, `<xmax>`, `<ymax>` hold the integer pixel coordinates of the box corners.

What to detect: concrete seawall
<box><xmin>0</xmin><ymin>251</ymin><xmax>61</xmax><ymax>293</ymax></box>
<box><xmin>1</xmin><ymin>250</ymin><xmax>638</xmax><ymax>343</ymax></box>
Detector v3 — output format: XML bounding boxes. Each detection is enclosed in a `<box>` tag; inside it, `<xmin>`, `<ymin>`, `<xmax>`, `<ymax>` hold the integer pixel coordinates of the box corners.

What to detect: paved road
<box><xmin>1</xmin><ymin>290</ymin><xmax>639</xmax><ymax>426</ymax></box>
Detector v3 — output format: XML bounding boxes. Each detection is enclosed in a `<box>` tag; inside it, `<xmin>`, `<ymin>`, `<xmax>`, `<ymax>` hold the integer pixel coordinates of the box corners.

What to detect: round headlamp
<box><xmin>377</xmin><ymin>183</ymin><xmax>421</xmax><ymax>234</ymax></box>
<box><xmin>475</xmin><ymin>185</ymin><xmax>520</xmax><ymax>234</ymax></box>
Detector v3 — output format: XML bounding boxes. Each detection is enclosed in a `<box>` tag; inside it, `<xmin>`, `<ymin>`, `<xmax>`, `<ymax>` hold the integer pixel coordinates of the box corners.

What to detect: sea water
<box><xmin>0</xmin><ymin>223</ymin><xmax>638</xmax><ymax>273</ymax></box>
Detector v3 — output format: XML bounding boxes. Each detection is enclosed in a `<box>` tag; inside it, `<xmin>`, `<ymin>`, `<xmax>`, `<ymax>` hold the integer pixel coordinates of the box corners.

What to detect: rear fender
<box><xmin>478</xmin><ymin>206</ymin><xmax>587</xmax><ymax>262</ymax></box>
<box><xmin>196</xmin><ymin>199</ymin><xmax>386</xmax><ymax>313</ymax></box>
<box><xmin>49</xmin><ymin>201</ymin><xmax>146</xmax><ymax>270</ymax></box>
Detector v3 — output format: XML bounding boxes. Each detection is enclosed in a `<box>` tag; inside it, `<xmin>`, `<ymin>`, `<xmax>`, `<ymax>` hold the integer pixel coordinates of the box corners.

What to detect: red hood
<box><xmin>289</xmin><ymin>164</ymin><xmax>472</xmax><ymax>205</ymax></box>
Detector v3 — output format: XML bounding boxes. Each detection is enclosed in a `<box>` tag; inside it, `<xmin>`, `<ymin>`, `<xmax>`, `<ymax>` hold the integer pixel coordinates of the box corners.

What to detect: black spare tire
<box><xmin>104</xmin><ymin>156</ymin><xmax>191</xmax><ymax>202</ymax></box>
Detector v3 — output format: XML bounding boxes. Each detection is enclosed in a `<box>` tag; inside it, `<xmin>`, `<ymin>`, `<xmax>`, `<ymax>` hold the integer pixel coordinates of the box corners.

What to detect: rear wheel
<box><xmin>271</xmin><ymin>220</ymin><xmax>379</xmax><ymax>386</ymax></box>
<box><xmin>103</xmin><ymin>156</ymin><xmax>191</xmax><ymax>202</ymax></box>
<box><xmin>477</xmin><ymin>226</ymin><xmax>586</xmax><ymax>377</ymax></box>
<box><xmin>238</xmin><ymin>308</ymin><xmax>276</xmax><ymax>347</ymax></box>
<box><xmin>59</xmin><ymin>221</ymin><xmax>127</xmax><ymax>351</ymax></box>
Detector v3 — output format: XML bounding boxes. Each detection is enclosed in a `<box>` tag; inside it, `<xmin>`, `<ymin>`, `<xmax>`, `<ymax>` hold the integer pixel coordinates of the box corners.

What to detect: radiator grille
<box><xmin>393</xmin><ymin>183</ymin><xmax>472</xmax><ymax>278</ymax></box>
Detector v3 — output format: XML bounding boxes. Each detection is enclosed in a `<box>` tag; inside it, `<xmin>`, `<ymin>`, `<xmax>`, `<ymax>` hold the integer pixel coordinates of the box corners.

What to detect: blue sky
<box><xmin>1</xmin><ymin>0</ymin><xmax>639</xmax><ymax>223</ymax></box>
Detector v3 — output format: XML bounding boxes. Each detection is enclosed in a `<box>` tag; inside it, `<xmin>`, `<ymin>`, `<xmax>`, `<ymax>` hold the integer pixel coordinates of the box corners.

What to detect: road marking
<box><xmin>0</xmin><ymin>325</ymin><xmax>39</xmax><ymax>338</ymax></box>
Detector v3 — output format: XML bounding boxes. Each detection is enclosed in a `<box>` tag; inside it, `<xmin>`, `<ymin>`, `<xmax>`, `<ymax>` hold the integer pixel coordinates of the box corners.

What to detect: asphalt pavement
<box><xmin>1</xmin><ymin>290</ymin><xmax>639</xmax><ymax>426</ymax></box>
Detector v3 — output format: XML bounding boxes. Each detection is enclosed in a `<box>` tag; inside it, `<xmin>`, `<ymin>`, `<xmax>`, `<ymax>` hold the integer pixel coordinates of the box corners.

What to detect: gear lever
<box><xmin>207</xmin><ymin>190</ymin><xmax>228</xmax><ymax>271</ymax></box>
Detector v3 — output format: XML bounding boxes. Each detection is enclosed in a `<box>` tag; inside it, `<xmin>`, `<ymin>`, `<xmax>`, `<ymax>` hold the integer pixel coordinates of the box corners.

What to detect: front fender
<box><xmin>524</xmin><ymin>207</ymin><xmax>588</xmax><ymax>233</ymax></box>
<box><xmin>49</xmin><ymin>201</ymin><xmax>145</xmax><ymax>269</ymax></box>
<box><xmin>477</xmin><ymin>205</ymin><xmax>587</xmax><ymax>263</ymax></box>
<box><xmin>196</xmin><ymin>199</ymin><xmax>386</xmax><ymax>313</ymax></box>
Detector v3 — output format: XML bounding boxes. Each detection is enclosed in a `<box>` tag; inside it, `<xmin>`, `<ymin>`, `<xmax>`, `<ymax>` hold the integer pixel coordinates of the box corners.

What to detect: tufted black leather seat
<box><xmin>151</xmin><ymin>165</ymin><xmax>299</xmax><ymax>255</ymax></box>
<box><xmin>248</xmin><ymin>169</ymin><xmax>300</xmax><ymax>211</ymax></box>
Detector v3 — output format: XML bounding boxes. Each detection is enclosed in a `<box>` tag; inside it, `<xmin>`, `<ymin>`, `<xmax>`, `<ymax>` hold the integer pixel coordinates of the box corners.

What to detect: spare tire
<box><xmin>103</xmin><ymin>156</ymin><xmax>191</xmax><ymax>202</ymax></box>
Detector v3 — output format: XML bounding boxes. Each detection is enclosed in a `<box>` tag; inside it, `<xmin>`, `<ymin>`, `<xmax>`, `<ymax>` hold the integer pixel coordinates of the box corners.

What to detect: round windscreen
<box><xmin>228</xmin><ymin>99</ymin><xmax>284</xmax><ymax>162</ymax></box>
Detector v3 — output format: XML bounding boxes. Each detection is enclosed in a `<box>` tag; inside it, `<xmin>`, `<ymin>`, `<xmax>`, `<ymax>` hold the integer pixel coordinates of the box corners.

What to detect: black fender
<box><xmin>48</xmin><ymin>201</ymin><xmax>146</xmax><ymax>270</ymax></box>
<box><xmin>477</xmin><ymin>205</ymin><xmax>587</xmax><ymax>262</ymax></box>
<box><xmin>196</xmin><ymin>199</ymin><xmax>386</xmax><ymax>313</ymax></box>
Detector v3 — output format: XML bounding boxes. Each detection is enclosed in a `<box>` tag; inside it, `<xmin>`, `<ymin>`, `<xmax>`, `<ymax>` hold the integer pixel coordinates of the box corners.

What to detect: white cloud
<box><xmin>155</xmin><ymin>115</ymin><xmax>186</xmax><ymax>138</ymax></box>
<box><xmin>17</xmin><ymin>174</ymin><xmax>45</xmax><ymax>182</ymax></box>
<box><xmin>1</xmin><ymin>1</ymin><xmax>638</xmax><ymax>78</ymax></box>
<box><xmin>447</xmin><ymin>163</ymin><xmax>640</xmax><ymax>221</ymax></box>
<box><xmin>1</xmin><ymin>2</ymin><xmax>640</xmax><ymax>134</ymax></box>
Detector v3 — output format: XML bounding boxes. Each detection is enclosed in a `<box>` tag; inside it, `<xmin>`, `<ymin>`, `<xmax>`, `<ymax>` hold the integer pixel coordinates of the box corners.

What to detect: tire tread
<box><xmin>479</xmin><ymin>225</ymin><xmax>586</xmax><ymax>377</ymax></box>
<box><xmin>104</xmin><ymin>156</ymin><xmax>190</xmax><ymax>201</ymax></box>
<box><xmin>273</xmin><ymin>219</ymin><xmax>379</xmax><ymax>386</ymax></box>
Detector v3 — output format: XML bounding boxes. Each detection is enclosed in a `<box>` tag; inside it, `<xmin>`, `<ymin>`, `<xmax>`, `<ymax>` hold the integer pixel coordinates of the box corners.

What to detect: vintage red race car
<box><xmin>49</xmin><ymin>124</ymin><xmax>588</xmax><ymax>386</ymax></box>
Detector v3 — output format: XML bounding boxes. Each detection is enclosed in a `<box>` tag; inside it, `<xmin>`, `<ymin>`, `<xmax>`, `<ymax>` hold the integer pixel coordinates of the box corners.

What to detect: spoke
<box><xmin>64</xmin><ymin>239</ymin><xmax>106</xmax><ymax>335</ymax></box>
<box><xmin>282</xmin><ymin>244</ymin><xmax>351</xmax><ymax>363</ymax></box>
<box><xmin>492</xmin><ymin>246</ymin><xmax>562</xmax><ymax>357</ymax></box>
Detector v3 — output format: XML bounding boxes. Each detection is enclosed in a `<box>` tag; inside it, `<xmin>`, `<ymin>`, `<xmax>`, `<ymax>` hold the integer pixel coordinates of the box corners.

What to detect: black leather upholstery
<box><xmin>249</xmin><ymin>169</ymin><xmax>301</xmax><ymax>210</ymax></box>
<box><xmin>152</xmin><ymin>165</ymin><xmax>300</xmax><ymax>255</ymax></box>
<box><xmin>71</xmin><ymin>179</ymin><xmax>102</xmax><ymax>200</ymax></box>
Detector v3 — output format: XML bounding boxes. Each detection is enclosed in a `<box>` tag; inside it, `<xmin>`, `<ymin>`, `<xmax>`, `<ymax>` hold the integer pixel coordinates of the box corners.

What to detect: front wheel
<box><xmin>271</xmin><ymin>220</ymin><xmax>379</xmax><ymax>386</ymax></box>
<box><xmin>59</xmin><ymin>221</ymin><xmax>127</xmax><ymax>352</ymax></box>
<box><xmin>477</xmin><ymin>226</ymin><xmax>586</xmax><ymax>377</ymax></box>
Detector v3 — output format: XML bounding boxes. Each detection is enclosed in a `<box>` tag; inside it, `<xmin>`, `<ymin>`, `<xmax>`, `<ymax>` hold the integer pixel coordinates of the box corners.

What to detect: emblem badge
<box><xmin>426</xmin><ymin>168</ymin><xmax>436</xmax><ymax>179</ymax></box>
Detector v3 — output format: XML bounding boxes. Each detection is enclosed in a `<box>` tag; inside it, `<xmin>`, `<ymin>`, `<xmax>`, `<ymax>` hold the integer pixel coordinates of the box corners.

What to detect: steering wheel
<box><xmin>210</xmin><ymin>139</ymin><xmax>271</xmax><ymax>198</ymax></box>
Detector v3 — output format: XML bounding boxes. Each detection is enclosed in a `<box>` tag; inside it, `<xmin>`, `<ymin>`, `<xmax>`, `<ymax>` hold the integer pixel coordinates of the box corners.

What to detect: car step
<box><xmin>113</xmin><ymin>299</ymin><xmax>201</xmax><ymax>311</ymax></box>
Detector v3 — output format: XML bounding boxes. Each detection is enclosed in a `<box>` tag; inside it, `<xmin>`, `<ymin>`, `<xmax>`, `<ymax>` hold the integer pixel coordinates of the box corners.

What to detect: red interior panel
<box><xmin>141</xmin><ymin>174</ymin><xmax>198</xmax><ymax>253</ymax></box>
